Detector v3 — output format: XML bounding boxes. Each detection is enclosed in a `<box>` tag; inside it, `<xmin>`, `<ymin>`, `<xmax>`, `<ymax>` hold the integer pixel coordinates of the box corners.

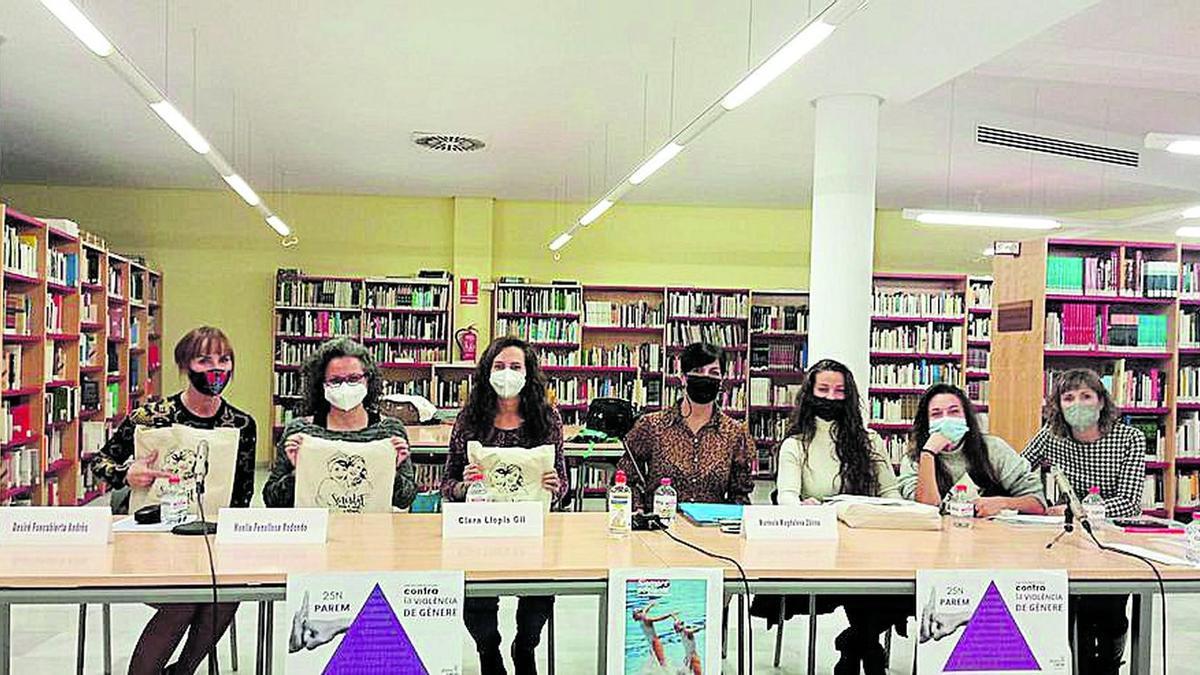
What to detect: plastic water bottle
<box><xmin>1186</xmin><ymin>513</ymin><xmax>1200</xmax><ymax>565</ymax></box>
<box><xmin>1082</xmin><ymin>486</ymin><xmax>1107</xmax><ymax>525</ymax></box>
<box><xmin>160</xmin><ymin>475</ymin><xmax>189</xmax><ymax>526</ymax></box>
<box><xmin>653</xmin><ymin>477</ymin><xmax>678</xmax><ymax>526</ymax></box>
<box><xmin>608</xmin><ymin>470</ymin><xmax>632</xmax><ymax>537</ymax></box>
<box><xmin>465</xmin><ymin>474</ymin><xmax>490</xmax><ymax>503</ymax></box>
<box><xmin>947</xmin><ymin>484</ymin><xmax>974</xmax><ymax>529</ymax></box>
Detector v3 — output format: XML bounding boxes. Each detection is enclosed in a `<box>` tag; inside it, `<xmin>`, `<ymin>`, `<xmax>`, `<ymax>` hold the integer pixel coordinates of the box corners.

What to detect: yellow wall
<box><xmin>1</xmin><ymin>183</ymin><xmax>1001</xmax><ymax>460</ymax></box>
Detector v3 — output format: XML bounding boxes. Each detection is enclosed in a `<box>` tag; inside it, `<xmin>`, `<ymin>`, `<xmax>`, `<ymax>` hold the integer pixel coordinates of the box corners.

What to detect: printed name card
<box><xmin>216</xmin><ymin>508</ymin><xmax>328</xmax><ymax>544</ymax></box>
<box><xmin>742</xmin><ymin>505</ymin><xmax>839</xmax><ymax>541</ymax></box>
<box><xmin>442</xmin><ymin>502</ymin><xmax>544</xmax><ymax>539</ymax></box>
<box><xmin>0</xmin><ymin>506</ymin><xmax>112</xmax><ymax>546</ymax></box>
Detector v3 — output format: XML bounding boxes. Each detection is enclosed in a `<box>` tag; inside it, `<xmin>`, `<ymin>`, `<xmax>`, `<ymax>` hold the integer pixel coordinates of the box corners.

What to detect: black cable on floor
<box><xmin>658</xmin><ymin>527</ymin><xmax>753</xmax><ymax>674</ymax></box>
<box><xmin>196</xmin><ymin>494</ymin><xmax>220</xmax><ymax>668</ymax></box>
<box><xmin>1083</xmin><ymin>522</ymin><xmax>1168</xmax><ymax>674</ymax></box>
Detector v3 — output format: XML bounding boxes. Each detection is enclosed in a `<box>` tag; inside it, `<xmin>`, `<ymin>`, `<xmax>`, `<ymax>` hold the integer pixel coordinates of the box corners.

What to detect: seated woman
<box><xmin>1023</xmin><ymin>368</ymin><xmax>1145</xmax><ymax>675</ymax></box>
<box><xmin>617</xmin><ymin>342</ymin><xmax>755</xmax><ymax>510</ymax></box>
<box><xmin>263</xmin><ymin>337</ymin><xmax>415</xmax><ymax>510</ymax></box>
<box><xmin>898</xmin><ymin>383</ymin><xmax>1045</xmax><ymax>516</ymax></box>
<box><xmin>440</xmin><ymin>337</ymin><xmax>569</xmax><ymax>675</ymax></box>
<box><xmin>753</xmin><ymin>358</ymin><xmax>904</xmax><ymax>675</ymax></box>
<box><xmin>91</xmin><ymin>326</ymin><xmax>256</xmax><ymax>675</ymax></box>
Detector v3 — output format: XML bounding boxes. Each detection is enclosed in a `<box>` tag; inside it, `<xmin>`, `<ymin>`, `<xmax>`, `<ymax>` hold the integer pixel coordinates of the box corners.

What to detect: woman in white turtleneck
<box><xmin>772</xmin><ymin>359</ymin><xmax>901</xmax><ymax>675</ymax></box>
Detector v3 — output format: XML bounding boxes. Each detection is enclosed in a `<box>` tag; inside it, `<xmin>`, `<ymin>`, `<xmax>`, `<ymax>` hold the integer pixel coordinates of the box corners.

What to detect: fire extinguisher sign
<box><xmin>459</xmin><ymin>277</ymin><xmax>479</xmax><ymax>305</ymax></box>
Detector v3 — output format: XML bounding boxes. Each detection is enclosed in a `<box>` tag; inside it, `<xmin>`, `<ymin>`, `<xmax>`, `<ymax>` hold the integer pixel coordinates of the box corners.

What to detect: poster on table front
<box><xmin>606</xmin><ymin>568</ymin><xmax>723</xmax><ymax>675</ymax></box>
<box><xmin>917</xmin><ymin>569</ymin><xmax>1069</xmax><ymax>675</ymax></box>
<box><xmin>285</xmin><ymin>571</ymin><xmax>464</xmax><ymax>674</ymax></box>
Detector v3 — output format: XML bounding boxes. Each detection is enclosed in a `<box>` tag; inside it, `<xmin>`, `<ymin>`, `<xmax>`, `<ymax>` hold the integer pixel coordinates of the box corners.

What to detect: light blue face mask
<box><xmin>929</xmin><ymin>416</ymin><xmax>970</xmax><ymax>445</ymax></box>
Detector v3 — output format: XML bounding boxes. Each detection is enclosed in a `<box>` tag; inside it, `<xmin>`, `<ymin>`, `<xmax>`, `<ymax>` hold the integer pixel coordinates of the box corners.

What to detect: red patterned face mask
<box><xmin>189</xmin><ymin>368</ymin><xmax>231</xmax><ymax>397</ymax></box>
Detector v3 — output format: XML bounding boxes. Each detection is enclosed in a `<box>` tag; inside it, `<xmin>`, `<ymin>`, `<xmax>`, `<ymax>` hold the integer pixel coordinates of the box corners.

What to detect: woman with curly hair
<box><xmin>263</xmin><ymin>337</ymin><xmax>415</xmax><ymax>510</ymax></box>
<box><xmin>440</xmin><ymin>336</ymin><xmax>568</xmax><ymax>675</ymax></box>
<box><xmin>757</xmin><ymin>359</ymin><xmax>905</xmax><ymax>675</ymax></box>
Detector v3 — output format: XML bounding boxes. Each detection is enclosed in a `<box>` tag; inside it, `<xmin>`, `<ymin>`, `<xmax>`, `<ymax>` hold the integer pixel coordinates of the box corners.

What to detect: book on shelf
<box><xmin>578</xmin><ymin>343</ymin><xmax>663</xmax><ymax>370</ymax></box>
<box><xmin>44</xmin><ymin>385</ymin><xmax>79</xmax><ymax>424</ymax></box>
<box><xmin>749</xmin><ymin>378</ymin><xmax>801</xmax><ymax>407</ymax></box>
<box><xmin>81</xmin><ymin>420</ymin><xmax>106</xmax><ymax>457</ymax></box>
<box><xmin>276</xmin><ymin>339</ymin><xmax>322</xmax><ymax>367</ymax></box>
<box><xmin>129</xmin><ymin>314</ymin><xmax>141</xmax><ymax>347</ymax></box>
<box><xmin>870</xmin><ymin>323</ymin><xmax>962</xmax><ymax>353</ymax></box>
<box><xmin>497</xmin><ymin>317</ymin><xmax>579</xmax><ymax>343</ymax></box>
<box><xmin>365</xmin><ymin>281</ymin><xmax>447</xmax><ymax>309</ymax></box>
<box><xmin>367</xmin><ymin>343</ymin><xmax>447</xmax><ymax>364</ymax></box>
<box><xmin>666</xmin><ymin>322</ymin><xmax>746</xmax><ymax>348</ymax></box>
<box><xmin>5</xmin><ymin>291</ymin><xmax>32</xmax><ymax>335</ymax></box>
<box><xmin>276</xmin><ymin>308</ymin><xmax>362</xmax><ymax>337</ymax></box>
<box><xmin>108</xmin><ymin>304</ymin><xmax>125</xmax><ymax>339</ymax></box>
<box><xmin>1143</xmin><ymin>474</ymin><xmax>1165</xmax><ymax>510</ymax></box>
<box><xmin>1121</xmin><ymin>253</ymin><xmax>1178</xmax><ymax>298</ymax></box>
<box><xmin>47</xmin><ymin>249</ymin><xmax>78</xmax><ymax>286</ymax></box>
<box><xmin>45</xmin><ymin>293</ymin><xmax>64</xmax><ymax>333</ymax></box>
<box><xmin>667</xmin><ymin>290</ymin><xmax>748</xmax><ymax>318</ymax></box>
<box><xmin>584</xmin><ymin>300</ymin><xmax>663</xmax><ymax>328</ymax></box>
<box><xmin>1180</xmin><ymin>308</ymin><xmax>1200</xmax><ymax>346</ymax></box>
<box><xmin>1178</xmin><ymin>411</ymin><xmax>1200</xmax><ymax>459</ymax></box>
<box><xmin>1</xmin><ymin>446</ymin><xmax>40</xmax><ymax>494</ymax></box>
<box><xmin>968</xmin><ymin>279</ymin><xmax>993</xmax><ymax>308</ymax></box>
<box><xmin>129</xmin><ymin>358</ymin><xmax>141</xmax><ymax>394</ymax></box>
<box><xmin>274</xmin><ymin>370</ymin><xmax>302</xmax><ymax>398</ymax></box>
<box><xmin>869</xmin><ymin>394</ymin><xmax>920</xmax><ymax>425</ymax></box>
<box><xmin>1178</xmin><ymin>365</ymin><xmax>1200</xmax><ymax>404</ymax></box>
<box><xmin>129</xmin><ymin>272</ymin><xmax>145</xmax><ymax>302</ymax></box>
<box><xmin>435</xmin><ymin>375</ymin><xmax>474</xmax><ymax>409</ymax></box>
<box><xmin>104</xmin><ymin>382</ymin><xmax>119</xmax><ymax>417</ymax></box>
<box><xmin>381</xmin><ymin>378</ymin><xmax>432</xmax><ymax>400</ymax></box>
<box><xmin>1046</xmin><ymin>253</ymin><xmax>1113</xmax><ymax>295</ymax></box>
<box><xmin>1045</xmin><ymin>362</ymin><xmax>1164</xmax><ymax>408</ymax></box>
<box><xmin>148</xmin><ymin>343</ymin><xmax>161</xmax><ymax>370</ymax></box>
<box><xmin>365</xmin><ymin>313</ymin><xmax>447</xmax><ymax>340</ymax></box>
<box><xmin>41</xmin><ymin>218</ymin><xmax>79</xmax><ymax>238</ymax></box>
<box><xmin>45</xmin><ymin>342</ymin><xmax>67</xmax><ymax>382</ymax></box>
<box><xmin>413</xmin><ymin>464</ymin><xmax>446</xmax><ymax>493</ymax></box>
<box><xmin>6</xmin><ymin>402</ymin><xmax>33</xmax><ymax>445</ymax></box>
<box><xmin>3</xmin><ymin>344</ymin><xmax>21</xmax><ymax>390</ymax></box>
<box><xmin>3</xmin><ymin>225</ymin><xmax>38</xmax><ymax>277</ymax></box>
<box><xmin>107</xmin><ymin>265</ymin><xmax>123</xmax><ymax>297</ymax></box>
<box><xmin>869</xmin><ymin>361</ymin><xmax>961</xmax><ymax>389</ymax></box>
<box><xmin>967</xmin><ymin>315</ymin><xmax>991</xmax><ymax>340</ymax></box>
<box><xmin>966</xmin><ymin>380</ymin><xmax>990</xmax><ymax>405</ymax></box>
<box><xmin>1177</xmin><ymin>472</ymin><xmax>1199</xmax><ymax>508</ymax></box>
<box><xmin>749</xmin><ymin>412</ymin><xmax>790</xmax><ymax>442</ymax></box>
<box><xmin>82</xmin><ymin>249</ymin><xmax>102</xmax><ymax>286</ymax></box>
<box><xmin>81</xmin><ymin>380</ymin><xmax>100</xmax><ymax>410</ymax></box>
<box><xmin>275</xmin><ymin>276</ymin><xmax>362</xmax><ymax>308</ymax></box>
<box><xmin>750</xmin><ymin>305</ymin><xmax>808</xmax><ymax>333</ymax></box>
<box><xmin>1125</xmin><ymin>416</ymin><xmax>1164</xmax><ymax>460</ymax></box>
<box><xmin>1184</xmin><ymin>262</ymin><xmax>1200</xmax><ymax>298</ymax></box>
<box><xmin>1044</xmin><ymin>305</ymin><xmax>1167</xmax><ymax>350</ymax></box>
<box><xmin>496</xmin><ymin>286</ymin><xmax>581</xmax><ymax>314</ymax></box>
<box><xmin>547</xmin><ymin>375</ymin><xmax>643</xmax><ymax>407</ymax></box>
<box><xmin>750</xmin><ymin>342</ymin><xmax>805</xmax><ymax>371</ymax></box>
<box><xmin>81</xmin><ymin>291</ymin><xmax>98</xmax><ymax>323</ymax></box>
<box><xmin>871</xmin><ymin>288</ymin><xmax>964</xmax><ymax>318</ymax></box>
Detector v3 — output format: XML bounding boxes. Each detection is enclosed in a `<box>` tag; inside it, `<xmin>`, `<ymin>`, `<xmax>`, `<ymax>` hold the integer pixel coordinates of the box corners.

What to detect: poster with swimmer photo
<box><xmin>606</xmin><ymin>568</ymin><xmax>723</xmax><ymax>675</ymax></box>
<box><xmin>917</xmin><ymin>569</ymin><xmax>1069</xmax><ymax>674</ymax></box>
<box><xmin>285</xmin><ymin>571</ymin><xmax>464</xmax><ymax>675</ymax></box>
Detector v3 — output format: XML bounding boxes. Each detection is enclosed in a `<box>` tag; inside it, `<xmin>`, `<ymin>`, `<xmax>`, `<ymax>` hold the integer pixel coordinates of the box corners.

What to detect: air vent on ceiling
<box><xmin>412</xmin><ymin>132</ymin><xmax>486</xmax><ymax>153</ymax></box>
<box><xmin>976</xmin><ymin>125</ymin><xmax>1139</xmax><ymax>168</ymax></box>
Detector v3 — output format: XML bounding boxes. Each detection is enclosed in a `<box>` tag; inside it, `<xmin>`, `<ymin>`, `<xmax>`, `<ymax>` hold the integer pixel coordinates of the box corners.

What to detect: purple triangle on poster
<box><xmin>322</xmin><ymin>583</ymin><xmax>429</xmax><ymax>675</ymax></box>
<box><xmin>944</xmin><ymin>581</ymin><xmax>1041</xmax><ymax>672</ymax></box>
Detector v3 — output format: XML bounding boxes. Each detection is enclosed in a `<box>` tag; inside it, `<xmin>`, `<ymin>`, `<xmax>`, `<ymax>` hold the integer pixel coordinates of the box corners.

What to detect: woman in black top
<box><xmin>262</xmin><ymin>337</ymin><xmax>415</xmax><ymax>510</ymax></box>
<box><xmin>92</xmin><ymin>327</ymin><xmax>256</xmax><ymax>675</ymax></box>
<box><xmin>441</xmin><ymin>337</ymin><xmax>569</xmax><ymax>675</ymax></box>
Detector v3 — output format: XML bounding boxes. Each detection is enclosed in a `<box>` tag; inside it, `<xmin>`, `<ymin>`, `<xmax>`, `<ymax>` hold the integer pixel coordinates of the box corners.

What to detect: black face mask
<box><xmin>685</xmin><ymin>375</ymin><xmax>721</xmax><ymax>405</ymax></box>
<box><xmin>810</xmin><ymin>395</ymin><xmax>844</xmax><ymax>422</ymax></box>
<box><xmin>188</xmin><ymin>368</ymin><xmax>231</xmax><ymax>397</ymax></box>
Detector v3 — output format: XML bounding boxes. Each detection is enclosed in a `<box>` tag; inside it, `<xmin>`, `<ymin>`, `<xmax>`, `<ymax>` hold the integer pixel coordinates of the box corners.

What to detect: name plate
<box><xmin>0</xmin><ymin>506</ymin><xmax>111</xmax><ymax>546</ymax></box>
<box><xmin>215</xmin><ymin>508</ymin><xmax>328</xmax><ymax>544</ymax></box>
<box><xmin>742</xmin><ymin>505</ymin><xmax>839</xmax><ymax>541</ymax></box>
<box><xmin>442</xmin><ymin>502</ymin><xmax>544</xmax><ymax>539</ymax></box>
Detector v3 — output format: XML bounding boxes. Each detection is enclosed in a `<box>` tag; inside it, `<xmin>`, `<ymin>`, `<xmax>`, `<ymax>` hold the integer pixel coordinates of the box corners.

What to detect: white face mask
<box><xmin>489</xmin><ymin>369</ymin><xmax>526</xmax><ymax>399</ymax></box>
<box><xmin>324</xmin><ymin>382</ymin><xmax>368</xmax><ymax>412</ymax></box>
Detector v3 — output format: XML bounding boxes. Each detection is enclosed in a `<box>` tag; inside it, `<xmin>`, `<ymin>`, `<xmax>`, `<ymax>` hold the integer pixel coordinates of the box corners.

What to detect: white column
<box><xmin>807</xmin><ymin>94</ymin><xmax>880</xmax><ymax>390</ymax></box>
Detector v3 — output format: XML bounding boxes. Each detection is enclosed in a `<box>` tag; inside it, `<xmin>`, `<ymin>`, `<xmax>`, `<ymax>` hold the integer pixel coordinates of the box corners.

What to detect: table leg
<box><xmin>102</xmin><ymin>604</ymin><xmax>111</xmax><ymax>675</ymax></box>
<box><xmin>596</xmin><ymin>588</ymin><xmax>607</xmax><ymax>674</ymax></box>
<box><xmin>255</xmin><ymin>602</ymin><xmax>265</xmax><ymax>675</ymax></box>
<box><xmin>0</xmin><ymin>602</ymin><xmax>11</xmax><ymax>675</ymax></box>
<box><xmin>1129</xmin><ymin>592</ymin><xmax>1152</xmax><ymax>675</ymax></box>
<box><xmin>806</xmin><ymin>593</ymin><xmax>818</xmax><ymax>675</ymax></box>
<box><xmin>737</xmin><ymin>592</ymin><xmax>745</xmax><ymax>675</ymax></box>
<box><xmin>264</xmin><ymin>602</ymin><xmax>275</xmax><ymax>675</ymax></box>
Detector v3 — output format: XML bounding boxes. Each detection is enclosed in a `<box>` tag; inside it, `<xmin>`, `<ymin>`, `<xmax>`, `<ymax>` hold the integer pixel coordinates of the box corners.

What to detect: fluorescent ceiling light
<box><xmin>1177</xmin><ymin>226</ymin><xmax>1200</xmax><ymax>238</ymax></box>
<box><xmin>222</xmin><ymin>174</ymin><xmax>260</xmax><ymax>207</ymax></box>
<box><xmin>579</xmin><ymin>200</ymin><xmax>613</xmax><ymax>226</ymax></box>
<box><xmin>721</xmin><ymin>20</ymin><xmax>835</xmax><ymax>110</ymax></box>
<box><xmin>1167</xmin><ymin>140</ymin><xmax>1200</xmax><ymax>155</ymax></box>
<box><xmin>548</xmin><ymin>232</ymin><xmax>573</xmax><ymax>251</ymax></box>
<box><xmin>1182</xmin><ymin>206</ymin><xmax>1200</xmax><ymax>219</ymax></box>
<box><xmin>1144</xmin><ymin>132</ymin><xmax>1200</xmax><ymax>155</ymax></box>
<box><xmin>903</xmin><ymin>209</ymin><xmax>1060</xmax><ymax>230</ymax></box>
<box><xmin>629</xmin><ymin>143</ymin><xmax>684</xmax><ymax>185</ymax></box>
<box><xmin>266</xmin><ymin>215</ymin><xmax>291</xmax><ymax>237</ymax></box>
<box><xmin>149</xmin><ymin>100</ymin><xmax>210</xmax><ymax>154</ymax></box>
<box><xmin>39</xmin><ymin>0</ymin><xmax>114</xmax><ymax>57</ymax></box>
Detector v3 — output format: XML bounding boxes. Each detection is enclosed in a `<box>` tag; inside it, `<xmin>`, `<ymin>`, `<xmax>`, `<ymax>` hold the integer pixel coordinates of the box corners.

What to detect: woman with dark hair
<box><xmin>898</xmin><ymin>383</ymin><xmax>1044</xmax><ymax>516</ymax></box>
<box><xmin>263</xmin><ymin>337</ymin><xmax>415</xmax><ymax>510</ymax></box>
<box><xmin>1023</xmin><ymin>368</ymin><xmax>1144</xmax><ymax>675</ymax></box>
<box><xmin>440</xmin><ymin>337</ymin><xmax>569</xmax><ymax>675</ymax></box>
<box><xmin>92</xmin><ymin>326</ymin><xmax>256</xmax><ymax>675</ymax></box>
<box><xmin>763</xmin><ymin>358</ymin><xmax>902</xmax><ymax>675</ymax></box>
<box><xmin>617</xmin><ymin>342</ymin><xmax>755</xmax><ymax>510</ymax></box>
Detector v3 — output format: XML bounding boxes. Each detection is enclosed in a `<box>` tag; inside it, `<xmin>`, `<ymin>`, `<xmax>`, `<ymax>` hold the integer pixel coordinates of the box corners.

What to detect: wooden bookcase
<box><xmin>0</xmin><ymin>205</ymin><xmax>161</xmax><ymax>507</ymax></box>
<box><xmin>748</xmin><ymin>289</ymin><xmax>809</xmax><ymax>478</ymax></box>
<box><xmin>993</xmin><ymin>237</ymin><xmax>1181</xmax><ymax>518</ymax></box>
<box><xmin>966</xmin><ymin>276</ymin><xmax>994</xmax><ymax>414</ymax></box>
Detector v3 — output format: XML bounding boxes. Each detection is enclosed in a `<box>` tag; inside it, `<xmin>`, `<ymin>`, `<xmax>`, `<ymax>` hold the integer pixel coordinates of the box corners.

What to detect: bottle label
<box><xmin>947</xmin><ymin>500</ymin><xmax>974</xmax><ymax>519</ymax></box>
<box><xmin>653</xmin><ymin>495</ymin><xmax>676</xmax><ymax>524</ymax></box>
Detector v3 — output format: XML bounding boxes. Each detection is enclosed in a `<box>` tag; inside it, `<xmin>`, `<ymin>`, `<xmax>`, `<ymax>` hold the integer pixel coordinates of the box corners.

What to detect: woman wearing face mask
<box><xmin>263</xmin><ymin>337</ymin><xmax>415</xmax><ymax>510</ymax></box>
<box><xmin>441</xmin><ymin>337</ymin><xmax>568</xmax><ymax>675</ymax></box>
<box><xmin>1022</xmin><ymin>368</ymin><xmax>1144</xmax><ymax>675</ymax></box>
<box><xmin>760</xmin><ymin>358</ymin><xmax>904</xmax><ymax>675</ymax></box>
<box><xmin>618</xmin><ymin>342</ymin><xmax>755</xmax><ymax>511</ymax></box>
<box><xmin>92</xmin><ymin>326</ymin><xmax>256</xmax><ymax>675</ymax></box>
<box><xmin>898</xmin><ymin>383</ymin><xmax>1045</xmax><ymax>516</ymax></box>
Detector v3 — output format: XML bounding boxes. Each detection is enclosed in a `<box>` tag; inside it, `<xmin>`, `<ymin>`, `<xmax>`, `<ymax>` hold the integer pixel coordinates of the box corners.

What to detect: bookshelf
<box><xmin>0</xmin><ymin>207</ymin><xmax>156</xmax><ymax>507</ymax></box>
<box><xmin>993</xmin><ymin>237</ymin><xmax>1182</xmax><ymax>518</ymax></box>
<box><xmin>579</xmin><ymin>285</ymin><xmax>665</xmax><ymax>413</ymax></box>
<box><xmin>748</xmin><ymin>289</ymin><xmax>809</xmax><ymax>478</ymax></box>
<box><xmin>868</xmin><ymin>273</ymin><xmax>968</xmax><ymax>467</ymax></box>
<box><xmin>966</xmin><ymin>276</ymin><xmax>993</xmax><ymax>416</ymax></box>
<box><xmin>271</xmin><ymin>271</ymin><xmax>454</xmax><ymax>440</ymax></box>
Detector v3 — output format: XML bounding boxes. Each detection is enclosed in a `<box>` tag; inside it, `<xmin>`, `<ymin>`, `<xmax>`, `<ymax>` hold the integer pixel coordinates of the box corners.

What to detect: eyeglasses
<box><xmin>325</xmin><ymin>374</ymin><xmax>366</xmax><ymax>386</ymax></box>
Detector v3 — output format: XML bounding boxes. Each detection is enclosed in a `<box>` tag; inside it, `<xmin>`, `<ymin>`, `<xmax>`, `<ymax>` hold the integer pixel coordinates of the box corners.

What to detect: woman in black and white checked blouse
<box><xmin>1022</xmin><ymin>367</ymin><xmax>1145</xmax><ymax>675</ymax></box>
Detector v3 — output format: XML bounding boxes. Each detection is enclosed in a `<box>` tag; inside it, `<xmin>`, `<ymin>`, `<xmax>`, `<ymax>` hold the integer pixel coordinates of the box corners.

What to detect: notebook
<box><xmin>678</xmin><ymin>502</ymin><xmax>744</xmax><ymax>526</ymax></box>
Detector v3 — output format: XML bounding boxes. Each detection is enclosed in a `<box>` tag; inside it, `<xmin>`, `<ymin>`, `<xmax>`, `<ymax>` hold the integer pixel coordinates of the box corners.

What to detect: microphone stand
<box><xmin>173</xmin><ymin>441</ymin><xmax>217</xmax><ymax>536</ymax></box>
<box><xmin>1045</xmin><ymin>501</ymin><xmax>1076</xmax><ymax>550</ymax></box>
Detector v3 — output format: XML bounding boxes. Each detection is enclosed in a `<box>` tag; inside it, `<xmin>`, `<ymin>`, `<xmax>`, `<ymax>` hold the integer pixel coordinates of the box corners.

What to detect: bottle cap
<box><xmin>954</xmin><ymin>484</ymin><xmax>967</xmax><ymax>492</ymax></box>
<box><xmin>168</xmin><ymin>475</ymin><xmax>181</xmax><ymax>485</ymax></box>
<box><xmin>1088</xmin><ymin>486</ymin><xmax>1100</xmax><ymax>494</ymax></box>
<box><xmin>614</xmin><ymin>470</ymin><xmax>627</xmax><ymax>485</ymax></box>
<box><xmin>660</xmin><ymin>478</ymin><xmax>671</xmax><ymax>486</ymax></box>
<box><xmin>1193</xmin><ymin>512</ymin><xmax>1200</xmax><ymax>521</ymax></box>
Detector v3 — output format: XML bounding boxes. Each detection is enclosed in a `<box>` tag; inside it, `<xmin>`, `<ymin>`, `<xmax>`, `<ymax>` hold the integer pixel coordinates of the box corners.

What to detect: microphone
<box><xmin>173</xmin><ymin>440</ymin><xmax>218</xmax><ymax>536</ymax></box>
<box><xmin>1050</xmin><ymin>465</ymin><xmax>1094</xmax><ymax>534</ymax></box>
<box><xmin>617</xmin><ymin>443</ymin><xmax>656</xmax><ymax>512</ymax></box>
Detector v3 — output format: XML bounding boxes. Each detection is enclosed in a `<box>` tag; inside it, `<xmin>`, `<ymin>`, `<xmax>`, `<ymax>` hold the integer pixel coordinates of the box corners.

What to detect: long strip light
<box><xmin>1177</xmin><ymin>226</ymin><xmax>1200</xmax><ymax>238</ymax></box>
<box><xmin>1145</xmin><ymin>133</ymin><xmax>1200</xmax><ymax>156</ymax></box>
<box><xmin>547</xmin><ymin>0</ymin><xmax>867</xmax><ymax>252</ymax></box>
<box><xmin>902</xmin><ymin>209</ymin><xmax>1061</xmax><ymax>230</ymax></box>
<box><xmin>1182</xmin><ymin>206</ymin><xmax>1200</xmax><ymax>219</ymax></box>
<box><xmin>38</xmin><ymin>0</ymin><xmax>293</xmax><ymax>240</ymax></box>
